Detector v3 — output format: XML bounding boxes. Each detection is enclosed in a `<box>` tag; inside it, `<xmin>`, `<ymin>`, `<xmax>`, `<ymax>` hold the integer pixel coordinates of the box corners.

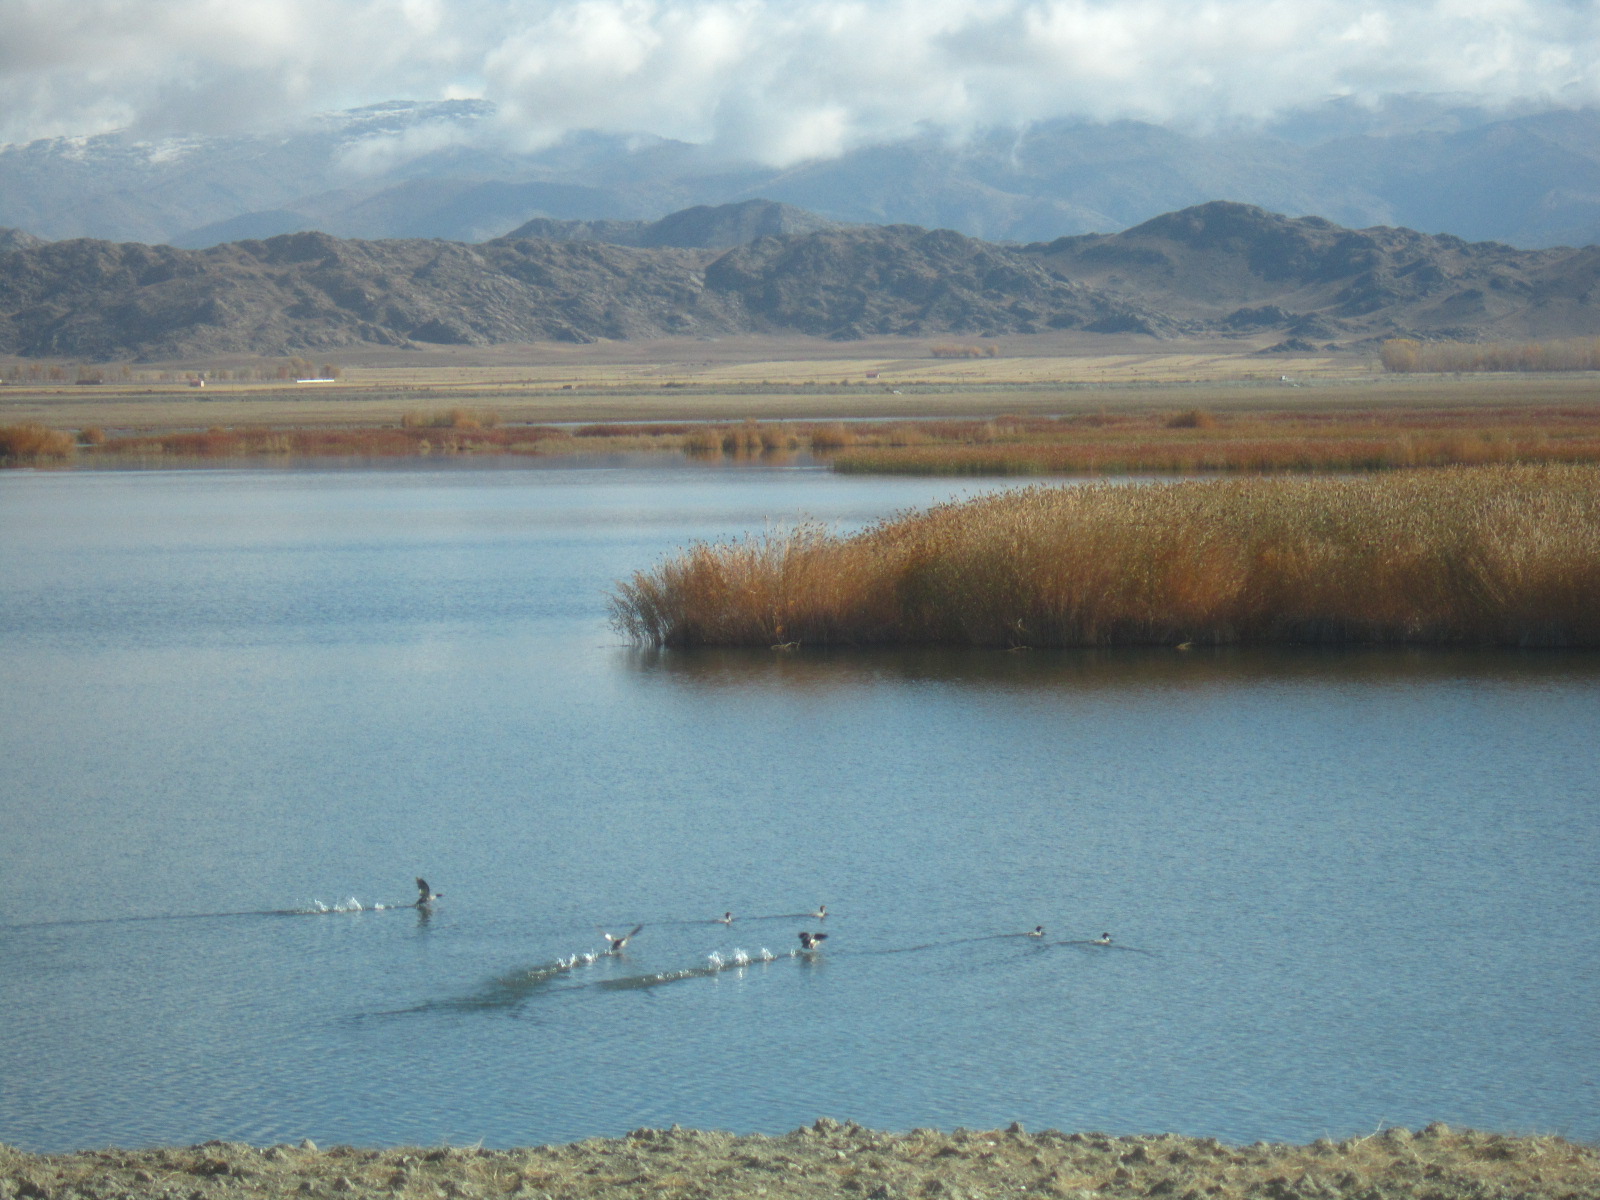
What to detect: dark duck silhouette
<box><xmin>601</xmin><ymin>924</ymin><xmax>644</xmax><ymax>953</ymax></box>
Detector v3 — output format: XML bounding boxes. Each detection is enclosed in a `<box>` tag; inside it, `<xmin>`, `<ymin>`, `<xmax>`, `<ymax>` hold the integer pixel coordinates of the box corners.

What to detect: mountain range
<box><xmin>2</xmin><ymin>200</ymin><xmax>1596</xmax><ymax>361</ymax></box>
<box><xmin>2</xmin><ymin>99</ymin><xmax>1600</xmax><ymax>250</ymax></box>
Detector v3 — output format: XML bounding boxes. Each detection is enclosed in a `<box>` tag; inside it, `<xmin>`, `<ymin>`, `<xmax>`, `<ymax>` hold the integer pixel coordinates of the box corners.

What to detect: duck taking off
<box><xmin>798</xmin><ymin>931</ymin><xmax>829</xmax><ymax>951</ymax></box>
<box><xmin>415</xmin><ymin>878</ymin><xmax>442</xmax><ymax>906</ymax></box>
<box><xmin>601</xmin><ymin>924</ymin><xmax>644</xmax><ymax>953</ymax></box>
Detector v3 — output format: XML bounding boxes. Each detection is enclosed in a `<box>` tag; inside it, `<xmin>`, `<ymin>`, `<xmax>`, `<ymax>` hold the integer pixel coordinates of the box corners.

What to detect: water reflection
<box><xmin>620</xmin><ymin>643</ymin><xmax>1600</xmax><ymax>692</ymax></box>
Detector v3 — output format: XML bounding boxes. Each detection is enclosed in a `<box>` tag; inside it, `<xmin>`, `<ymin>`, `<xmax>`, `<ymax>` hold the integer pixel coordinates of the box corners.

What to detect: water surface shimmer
<box><xmin>2</xmin><ymin>462</ymin><xmax>1596</xmax><ymax>1151</ymax></box>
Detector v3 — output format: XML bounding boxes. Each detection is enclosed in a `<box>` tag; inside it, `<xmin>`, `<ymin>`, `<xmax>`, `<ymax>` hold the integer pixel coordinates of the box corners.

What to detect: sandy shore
<box><xmin>4</xmin><ymin>1123</ymin><xmax>1594</xmax><ymax>1200</ymax></box>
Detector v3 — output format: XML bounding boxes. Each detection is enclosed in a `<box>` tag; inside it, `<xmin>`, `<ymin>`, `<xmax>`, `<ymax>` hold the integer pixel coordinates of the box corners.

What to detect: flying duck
<box><xmin>415</xmin><ymin>878</ymin><xmax>442</xmax><ymax>905</ymax></box>
<box><xmin>600</xmin><ymin>924</ymin><xmax>644</xmax><ymax>953</ymax></box>
<box><xmin>798</xmin><ymin>931</ymin><xmax>829</xmax><ymax>951</ymax></box>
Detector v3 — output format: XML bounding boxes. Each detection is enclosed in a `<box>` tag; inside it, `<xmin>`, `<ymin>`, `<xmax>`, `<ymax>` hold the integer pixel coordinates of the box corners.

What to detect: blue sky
<box><xmin>2</xmin><ymin>0</ymin><xmax>1596</xmax><ymax>158</ymax></box>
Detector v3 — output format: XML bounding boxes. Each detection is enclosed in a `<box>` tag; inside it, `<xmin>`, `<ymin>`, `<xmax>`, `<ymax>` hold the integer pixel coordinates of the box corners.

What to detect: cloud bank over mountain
<box><xmin>2</xmin><ymin>0</ymin><xmax>1596</xmax><ymax>159</ymax></box>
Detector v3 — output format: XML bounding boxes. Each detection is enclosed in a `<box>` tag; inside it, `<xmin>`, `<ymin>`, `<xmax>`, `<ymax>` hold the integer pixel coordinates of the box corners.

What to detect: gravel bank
<box><xmin>4</xmin><ymin>1122</ymin><xmax>1595</xmax><ymax>1200</ymax></box>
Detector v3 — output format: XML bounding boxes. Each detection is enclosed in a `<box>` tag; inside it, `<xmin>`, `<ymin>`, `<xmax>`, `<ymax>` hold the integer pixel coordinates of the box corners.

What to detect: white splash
<box><xmin>308</xmin><ymin>897</ymin><xmax>369</xmax><ymax>913</ymax></box>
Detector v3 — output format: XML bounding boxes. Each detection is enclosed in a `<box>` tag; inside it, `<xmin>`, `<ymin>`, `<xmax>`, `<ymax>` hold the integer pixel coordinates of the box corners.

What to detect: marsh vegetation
<box><xmin>9</xmin><ymin>403</ymin><xmax>1600</xmax><ymax>472</ymax></box>
<box><xmin>611</xmin><ymin>466</ymin><xmax>1600</xmax><ymax>649</ymax></box>
<box><xmin>821</xmin><ymin>406</ymin><xmax>1600</xmax><ymax>475</ymax></box>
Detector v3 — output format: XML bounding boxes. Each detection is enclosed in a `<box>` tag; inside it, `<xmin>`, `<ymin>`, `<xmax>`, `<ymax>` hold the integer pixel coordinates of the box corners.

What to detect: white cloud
<box><xmin>0</xmin><ymin>0</ymin><xmax>1595</xmax><ymax>155</ymax></box>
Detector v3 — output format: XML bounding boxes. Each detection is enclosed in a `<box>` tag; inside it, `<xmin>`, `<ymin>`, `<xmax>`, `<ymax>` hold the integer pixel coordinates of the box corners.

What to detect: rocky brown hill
<box><xmin>0</xmin><ymin>222</ymin><xmax>1159</xmax><ymax>359</ymax></box>
<box><xmin>505</xmin><ymin>199</ymin><xmax>842</xmax><ymax>249</ymax></box>
<box><xmin>1035</xmin><ymin>201</ymin><xmax>1600</xmax><ymax>347</ymax></box>
<box><xmin>0</xmin><ymin>229</ymin><xmax>44</xmax><ymax>253</ymax></box>
<box><xmin>0</xmin><ymin>203</ymin><xmax>1595</xmax><ymax>360</ymax></box>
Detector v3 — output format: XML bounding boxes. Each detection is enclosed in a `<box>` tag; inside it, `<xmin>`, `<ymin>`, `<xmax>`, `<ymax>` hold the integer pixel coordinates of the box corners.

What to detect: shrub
<box><xmin>0</xmin><ymin>423</ymin><xmax>76</xmax><ymax>460</ymax></box>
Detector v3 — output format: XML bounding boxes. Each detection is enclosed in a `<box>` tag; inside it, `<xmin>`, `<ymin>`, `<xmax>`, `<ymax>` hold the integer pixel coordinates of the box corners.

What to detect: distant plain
<box><xmin>6</xmin><ymin>335</ymin><xmax>1600</xmax><ymax>433</ymax></box>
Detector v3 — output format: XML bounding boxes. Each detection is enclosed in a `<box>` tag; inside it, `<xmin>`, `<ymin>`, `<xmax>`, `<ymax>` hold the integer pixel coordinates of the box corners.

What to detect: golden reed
<box><xmin>611</xmin><ymin>466</ymin><xmax>1600</xmax><ymax>649</ymax></box>
<box><xmin>0</xmin><ymin>423</ymin><xmax>76</xmax><ymax>459</ymax></box>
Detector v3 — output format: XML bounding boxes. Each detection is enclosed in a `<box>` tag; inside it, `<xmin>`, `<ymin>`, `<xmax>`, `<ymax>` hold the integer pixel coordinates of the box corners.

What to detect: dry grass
<box><xmin>612</xmin><ymin>465</ymin><xmax>1600</xmax><ymax>649</ymax></box>
<box><xmin>826</xmin><ymin>406</ymin><xmax>1600</xmax><ymax>474</ymax></box>
<box><xmin>1383</xmin><ymin>336</ymin><xmax>1600</xmax><ymax>373</ymax></box>
<box><xmin>399</xmin><ymin>407</ymin><xmax>501</xmax><ymax>429</ymax></box>
<box><xmin>92</xmin><ymin>424</ymin><xmax>572</xmax><ymax>458</ymax></box>
<box><xmin>8</xmin><ymin>361</ymin><xmax>1600</xmax><ymax>433</ymax></box>
<box><xmin>13</xmin><ymin>402</ymin><xmax>1600</xmax><ymax>475</ymax></box>
<box><xmin>0</xmin><ymin>422</ymin><xmax>76</xmax><ymax>460</ymax></box>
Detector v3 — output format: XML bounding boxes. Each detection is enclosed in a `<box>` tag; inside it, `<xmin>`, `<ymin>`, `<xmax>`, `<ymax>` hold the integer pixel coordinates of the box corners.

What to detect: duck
<box><xmin>811</xmin><ymin>904</ymin><xmax>828</xmax><ymax>919</ymax></box>
<box><xmin>1028</xmin><ymin>925</ymin><xmax>1045</xmax><ymax>938</ymax></box>
<box><xmin>415</xmin><ymin>878</ymin><xmax>442</xmax><ymax>906</ymax></box>
<box><xmin>798</xmin><ymin>931</ymin><xmax>829</xmax><ymax>951</ymax></box>
<box><xmin>716</xmin><ymin>912</ymin><xmax>734</xmax><ymax>925</ymax></box>
<box><xmin>600</xmin><ymin>924</ymin><xmax>644</xmax><ymax>953</ymax></box>
<box><xmin>1094</xmin><ymin>933</ymin><xmax>1112</xmax><ymax>946</ymax></box>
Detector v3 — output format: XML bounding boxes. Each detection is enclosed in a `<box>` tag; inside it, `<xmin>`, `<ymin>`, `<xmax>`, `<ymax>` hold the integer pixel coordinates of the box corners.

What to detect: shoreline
<box><xmin>4</xmin><ymin>1123</ymin><xmax>1595</xmax><ymax>1200</ymax></box>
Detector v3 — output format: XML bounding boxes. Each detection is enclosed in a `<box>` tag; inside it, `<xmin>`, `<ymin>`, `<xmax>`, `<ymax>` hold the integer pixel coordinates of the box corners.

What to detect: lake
<box><xmin>1</xmin><ymin>458</ymin><xmax>1596</xmax><ymax>1154</ymax></box>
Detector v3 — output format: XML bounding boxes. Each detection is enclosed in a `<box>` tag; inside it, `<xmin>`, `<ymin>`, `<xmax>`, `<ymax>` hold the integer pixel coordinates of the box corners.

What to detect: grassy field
<box><xmin>4</xmin><ymin>337</ymin><xmax>1600</xmax><ymax>470</ymax></box>
<box><xmin>0</xmin><ymin>333</ymin><xmax>1514</xmax><ymax>430</ymax></box>
<box><xmin>611</xmin><ymin>466</ymin><xmax>1600</xmax><ymax>649</ymax></box>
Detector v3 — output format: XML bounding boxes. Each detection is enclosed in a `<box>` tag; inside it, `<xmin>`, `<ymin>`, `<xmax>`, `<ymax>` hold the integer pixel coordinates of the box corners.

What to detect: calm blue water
<box><xmin>1</xmin><ymin>459</ymin><xmax>1597</xmax><ymax>1154</ymax></box>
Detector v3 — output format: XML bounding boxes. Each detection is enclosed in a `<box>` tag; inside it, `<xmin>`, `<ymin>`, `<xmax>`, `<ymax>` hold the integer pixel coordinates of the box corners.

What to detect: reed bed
<box><xmin>87</xmin><ymin>425</ymin><xmax>573</xmax><ymax>458</ymax></box>
<box><xmin>0</xmin><ymin>422</ymin><xmax>77</xmax><ymax>460</ymax></box>
<box><xmin>829</xmin><ymin>430</ymin><xmax>1600</xmax><ymax>474</ymax></box>
<box><xmin>611</xmin><ymin>466</ymin><xmax>1600</xmax><ymax>649</ymax></box>
<box><xmin>822</xmin><ymin>407</ymin><xmax>1600</xmax><ymax>475</ymax></box>
<box><xmin>32</xmin><ymin>407</ymin><xmax>1600</xmax><ymax>470</ymax></box>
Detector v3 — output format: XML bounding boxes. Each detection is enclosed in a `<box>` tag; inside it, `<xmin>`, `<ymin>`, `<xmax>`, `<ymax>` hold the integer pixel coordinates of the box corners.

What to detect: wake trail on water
<box><xmin>604</xmin><ymin>911</ymin><xmax>823</xmax><ymax>929</ymax></box>
<box><xmin>599</xmin><ymin>946</ymin><xmax>783</xmax><ymax>990</ymax></box>
<box><xmin>379</xmin><ymin>929</ymin><xmax>1156</xmax><ymax>1018</ymax></box>
<box><xmin>1052</xmin><ymin>939</ymin><xmax>1157</xmax><ymax>956</ymax></box>
<box><xmin>362</xmin><ymin>946</ymin><xmax>621</xmax><ymax>1017</ymax></box>
<box><xmin>4</xmin><ymin>898</ymin><xmax>427</xmax><ymax>932</ymax></box>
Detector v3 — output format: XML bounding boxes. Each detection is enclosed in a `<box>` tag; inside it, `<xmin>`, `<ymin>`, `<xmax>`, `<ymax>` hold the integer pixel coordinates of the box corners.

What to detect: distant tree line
<box><xmin>1381</xmin><ymin>338</ymin><xmax>1600</xmax><ymax>373</ymax></box>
